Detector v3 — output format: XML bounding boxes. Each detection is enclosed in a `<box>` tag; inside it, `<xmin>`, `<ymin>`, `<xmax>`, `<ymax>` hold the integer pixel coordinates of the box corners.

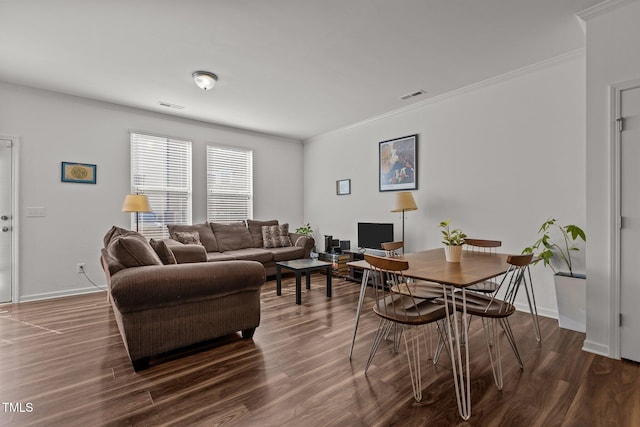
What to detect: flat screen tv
<box><xmin>358</xmin><ymin>222</ymin><xmax>394</xmax><ymax>250</ymax></box>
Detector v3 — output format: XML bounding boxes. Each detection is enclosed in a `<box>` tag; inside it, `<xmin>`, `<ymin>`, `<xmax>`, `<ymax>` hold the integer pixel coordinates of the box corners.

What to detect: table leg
<box><xmin>295</xmin><ymin>271</ymin><xmax>302</xmax><ymax>305</ymax></box>
<box><xmin>349</xmin><ymin>268</ymin><xmax>370</xmax><ymax>360</ymax></box>
<box><xmin>443</xmin><ymin>285</ymin><xmax>471</xmax><ymax>420</ymax></box>
<box><xmin>276</xmin><ymin>265</ymin><xmax>282</xmax><ymax>296</ymax></box>
<box><xmin>306</xmin><ymin>271</ymin><xmax>311</xmax><ymax>289</ymax></box>
<box><xmin>326</xmin><ymin>266</ymin><xmax>332</xmax><ymax>298</ymax></box>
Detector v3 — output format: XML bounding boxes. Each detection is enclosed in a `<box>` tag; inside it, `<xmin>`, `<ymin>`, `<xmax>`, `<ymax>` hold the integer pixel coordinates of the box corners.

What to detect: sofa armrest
<box><xmin>164</xmin><ymin>241</ymin><xmax>207</xmax><ymax>263</ymax></box>
<box><xmin>289</xmin><ymin>233</ymin><xmax>315</xmax><ymax>258</ymax></box>
<box><xmin>109</xmin><ymin>261</ymin><xmax>265</xmax><ymax>313</ymax></box>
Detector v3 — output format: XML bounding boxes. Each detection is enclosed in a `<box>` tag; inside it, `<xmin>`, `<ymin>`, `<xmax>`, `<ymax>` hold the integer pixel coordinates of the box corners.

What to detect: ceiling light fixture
<box><xmin>192</xmin><ymin>71</ymin><xmax>218</xmax><ymax>90</ymax></box>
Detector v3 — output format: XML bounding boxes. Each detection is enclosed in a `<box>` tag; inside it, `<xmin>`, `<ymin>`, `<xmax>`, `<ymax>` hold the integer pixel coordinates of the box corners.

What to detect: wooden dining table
<box><xmin>347</xmin><ymin>248</ymin><xmax>511</xmax><ymax>420</ymax></box>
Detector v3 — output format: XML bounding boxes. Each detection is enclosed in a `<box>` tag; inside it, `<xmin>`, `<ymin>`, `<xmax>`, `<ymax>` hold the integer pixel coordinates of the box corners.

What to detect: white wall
<box><xmin>304</xmin><ymin>54</ymin><xmax>587</xmax><ymax>319</ymax></box>
<box><xmin>0</xmin><ymin>82</ymin><xmax>303</xmax><ymax>301</ymax></box>
<box><xmin>582</xmin><ymin>0</ymin><xmax>640</xmax><ymax>357</ymax></box>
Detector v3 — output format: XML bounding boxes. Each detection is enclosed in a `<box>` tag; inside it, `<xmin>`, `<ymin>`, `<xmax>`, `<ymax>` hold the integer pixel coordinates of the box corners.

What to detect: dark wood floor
<box><xmin>1</xmin><ymin>274</ymin><xmax>638</xmax><ymax>426</ymax></box>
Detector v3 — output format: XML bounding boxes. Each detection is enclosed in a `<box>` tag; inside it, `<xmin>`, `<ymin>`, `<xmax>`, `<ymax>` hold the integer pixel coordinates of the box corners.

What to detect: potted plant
<box><xmin>523</xmin><ymin>218</ymin><xmax>586</xmax><ymax>332</ymax></box>
<box><xmin>439</xmin><ymin>219</ymin><xmax>467</xmax><ymax>262</ymax></box>
<box><xmin>295</xmin><ymin>223</ymin><xmax>317</xmax><ymax>255</ymax></box>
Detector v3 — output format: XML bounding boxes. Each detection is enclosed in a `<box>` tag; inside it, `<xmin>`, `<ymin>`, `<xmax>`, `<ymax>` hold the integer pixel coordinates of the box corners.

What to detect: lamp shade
<box><xmin>391</xmin><ymin>192</ymin><xmax>418</xmax><ymax>212</ymax></box>
<box><xmin>121</xmin><ymin>194</ymin><xmax>151</xmax><ymax>213</ymax></box>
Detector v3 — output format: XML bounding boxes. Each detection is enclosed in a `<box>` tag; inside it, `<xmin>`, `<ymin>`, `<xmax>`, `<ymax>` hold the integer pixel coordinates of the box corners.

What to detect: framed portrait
<box><xmin>379</xmin><ymin>134</ymin><xmax>417</xmax><ymax>192</ymax></box>
<box><xmin>61</xmin><ymin>162</ymin><xmax>97</xmax><ymax>184</ymax></box>
<box><xmin>336</xmin><ymin>178</ymin><xmax>351</xmax><ymax>195</ymax></box>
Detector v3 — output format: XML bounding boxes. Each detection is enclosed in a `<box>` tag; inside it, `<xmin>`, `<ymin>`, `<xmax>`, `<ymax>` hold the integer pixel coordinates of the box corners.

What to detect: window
<box><xmin>130</xmin><ymin>132</ymin><xmax>192</xmax><ymax>239</ymax></box>
<box><xmin>207</xmin><ymin>145</ymin><xmax>253</xmax><ymax>221</ymax></box>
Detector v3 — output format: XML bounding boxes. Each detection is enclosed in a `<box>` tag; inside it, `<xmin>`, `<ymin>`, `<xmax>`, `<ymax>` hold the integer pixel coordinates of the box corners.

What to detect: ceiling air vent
<box><xmin>158</xmin><ymin>101</ymin><xmax>184</xmax><ymax>109</ymax></box>
<box><xmin>400</xmin><ymin>89</ymin><xmax>427</xmax><ymax>101</ymax></box>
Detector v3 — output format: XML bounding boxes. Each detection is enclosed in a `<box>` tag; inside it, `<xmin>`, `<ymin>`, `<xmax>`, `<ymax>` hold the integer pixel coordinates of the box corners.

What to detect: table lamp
<box><xmin>391</xmin><ymin>191</ymin><xmax>418</xmax><ymax>252</ymax></box>
<box><xmin>122</xmin><ymin>194</ymin><xmax>151</xmax><ymax>232</ymax></box>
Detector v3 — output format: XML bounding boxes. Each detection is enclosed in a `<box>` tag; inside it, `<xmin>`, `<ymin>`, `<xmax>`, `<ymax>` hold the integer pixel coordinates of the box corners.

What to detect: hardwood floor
<box><xmin>1</xmin><ymin>274</ymin><xmax>638</xmax><ymax>426</ymax></box>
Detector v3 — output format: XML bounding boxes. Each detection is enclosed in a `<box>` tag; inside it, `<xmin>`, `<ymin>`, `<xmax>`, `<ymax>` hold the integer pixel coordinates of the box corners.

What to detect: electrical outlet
<box><xmin>76</xmin><ymin>263</ymin><xmax>85</xmax><ymax>274</ymax></box>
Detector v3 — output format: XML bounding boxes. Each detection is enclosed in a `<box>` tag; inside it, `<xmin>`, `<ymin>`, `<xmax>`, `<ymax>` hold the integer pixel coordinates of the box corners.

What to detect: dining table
<box><xmin>347</xmin><ymin>248</ymin><xmax>511</xmax><ymax>420</ymax></box>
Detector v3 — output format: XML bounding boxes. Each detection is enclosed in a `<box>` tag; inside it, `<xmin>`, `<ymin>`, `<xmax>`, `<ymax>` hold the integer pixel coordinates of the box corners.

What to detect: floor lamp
<box><xmin>391</xmin><ymin>192</ymin><xmax>417</xmax><ymax>253</ymax></box>
<box><xmin>122</xmin><ymin>194</ymin><xmax>151</xmax><ymax>232</ymax></box>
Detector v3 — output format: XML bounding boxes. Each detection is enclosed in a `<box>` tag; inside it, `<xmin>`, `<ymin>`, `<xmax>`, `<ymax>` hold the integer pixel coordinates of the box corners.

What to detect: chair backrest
<box><xmin>381</xmin><ymin>241</ymin><xmax>404</xmax><ymax>257</ymax></box>
<box><xmin>489</xmin><ymin>253</ymin><xmax>533</xmax><ymax>310</ymax></box>
<box><xmin>464</xmin><ymin>238</ymin><xmax>502</xmax><ymax>254</ymax></box>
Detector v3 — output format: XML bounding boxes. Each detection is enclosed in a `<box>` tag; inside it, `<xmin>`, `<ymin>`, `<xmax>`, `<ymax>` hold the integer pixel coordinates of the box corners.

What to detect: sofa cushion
<box><xmin>222</xmin><ymin>248</ymin><xmax>273</xmax><ymax>263</ymax></box>
<box><xmin>172</xmin><ymin>231</ymin><xmax>202</xmax><ymax>246</ymax></box>
<box><xmin>167</xmin><ymin>223</ymin><xmax>219</xmax><ymax>252</ymax></box>
<box><xmin>247</xmin><ymin>219</ymin><xmax>279</xmax><ymax>248</ymax></box>
<box><xmin>269</xmin><ymin>246</ymin><xmax>305</xmax><ymax>262</ymax></box>
<box><xmin>262</xmin><ymin>224</ymin><xmax>292</xmax><ymax>248</ymax></box>
<box><xmin>107</xmin><ymin>234</ymin><xmax>163</xmax><ymax>268</ymax></box>
<box><xmin>211</xmin><ymin>222</ymin><xmax>254</xmax><ymax>251</ymax></box>
<box><xmin>103</xmin><ymin>225</ymin><xmax>141</xmax><ymax>247</ymax></box>
<box><xmin>149</xmin><ymin>239</ymin><xmax>178</xmax><ymax>265</ymax></box>
<box><xmin>206</xmin><ymin>252</ymin><xmax>238</xmax><ymax>262</ymax></box>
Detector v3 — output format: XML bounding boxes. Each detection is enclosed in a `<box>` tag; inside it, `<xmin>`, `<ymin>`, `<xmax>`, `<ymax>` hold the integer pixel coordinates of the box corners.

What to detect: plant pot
<box><xmin>554</xmin><ymin>272</ymin><xmax>586</xmax><ymax>333</ymax></box>
<box><xmin>444</xmin><ymin>245</ymin><xmax>462</xmax><ymax>263</ymax></box>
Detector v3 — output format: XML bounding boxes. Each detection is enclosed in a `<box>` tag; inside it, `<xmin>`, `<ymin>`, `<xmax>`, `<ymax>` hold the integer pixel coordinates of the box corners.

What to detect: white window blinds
<box><xmin>130</xmin><ymin>132</ymin><xmax>192</xmax><ymax>239</ymax></box>
<box><xmin>207</xmin><ymin>146</ymin><xmax>253</xmax><ymax>222</ymax></box>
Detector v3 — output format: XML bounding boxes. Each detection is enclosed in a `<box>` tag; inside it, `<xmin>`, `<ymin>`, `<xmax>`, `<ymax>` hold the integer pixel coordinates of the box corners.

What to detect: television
<box><xmin>357</xmin><ymin>222</ymin><xmax>394</xmax><ymax>250</ymax></box>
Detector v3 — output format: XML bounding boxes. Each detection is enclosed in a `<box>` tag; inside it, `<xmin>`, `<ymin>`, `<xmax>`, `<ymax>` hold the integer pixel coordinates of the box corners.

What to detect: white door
<box><xmin>620</xmin><ymin>85</ymin><xmax>640</xmax><ymax>362</ymax></box>
<box><xmin>0</xmin><ymin>139</ymin><xmax>13</xmax><ymax>303</ymax></box>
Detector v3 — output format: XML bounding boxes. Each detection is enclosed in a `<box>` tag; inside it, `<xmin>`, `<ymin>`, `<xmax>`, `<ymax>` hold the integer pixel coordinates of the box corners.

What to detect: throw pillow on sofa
<box><xmin>247</xmin><ymin>219</ymin><xmax>279</xmax><ymax>247</ymax></box>
<box><xmin>262</xmin><ymin>224</ymin><xmax>292</xmax><ymax>248</ymax></box>
<box><xmin>173</xmin><ymin>231</ymin><xmax>202</xmax><ymax>246</ymax></box>
<box><xmin>149</xmin><ymin>239</ymin><xmax>178</xmax><ymax>265</ymax></box>
<box><xmin>167</xmin><ymin>223</ymin><xmax>219</xmax><ymax>252</ymax></box>
<box><xmin>107</xmin><ymin>234</ymin><xmax>163</xmax><ymax>268</ymax></box>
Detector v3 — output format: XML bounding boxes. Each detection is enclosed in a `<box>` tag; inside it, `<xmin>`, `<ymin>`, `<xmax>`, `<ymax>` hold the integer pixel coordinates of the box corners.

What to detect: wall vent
<box><xmin>400</xmin><ymin>89</ymin><xmax>427</xmax><ymax>100</ymax></box>
<box><xmin>158</xmin><ymin>101</ymin><xmax>184</xmax><ymax>109</ymax></box>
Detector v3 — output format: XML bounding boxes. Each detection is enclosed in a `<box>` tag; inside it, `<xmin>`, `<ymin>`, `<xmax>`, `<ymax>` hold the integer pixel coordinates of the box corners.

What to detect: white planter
<box><xmin>444</xmin><ymin>245</ymin><xmax>462</xmax><ymax>263</ymax></box>
<box><xmin>554</xmin><ymin>273</ymin><xmax>586</xmax><ymax>333</ymax></box>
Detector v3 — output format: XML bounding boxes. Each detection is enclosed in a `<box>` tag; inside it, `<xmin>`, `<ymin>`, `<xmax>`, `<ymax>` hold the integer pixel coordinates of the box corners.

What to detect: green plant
<box><xmin>295</xmin><ymin>223</ymin><xmax>313</xmax><ymax>236</ymax></box>
<box><xmin>522</xmin><ymin>218</ymin><xmax>586</xmax><ymax>277</ymax></box>
<box><xmin>439</xmin><ymin>219</ymin><xmax>467</xmax><ymax>246</ymax></box>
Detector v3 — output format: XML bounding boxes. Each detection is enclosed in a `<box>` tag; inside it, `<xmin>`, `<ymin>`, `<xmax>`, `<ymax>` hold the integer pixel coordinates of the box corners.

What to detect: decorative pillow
<box><xmin>107</xmin><ymin>235</ymin><xmax>163</xmax><ymax>268</ymax></box>
<box><xmin>247</xmin><ymin>219</ymin><xmax>279</xmax><ymax>248</ymax></box>
<box><xmin>103</xmin><ymin>225</ymin><xmax>143</xmax><ymax>248</ymax></box>
<box><xmin>149</xmin><ymin>239</ymin><xmax>178</xmax><ymax>265</ymax></box>
<box><xmin>210</xmin><ymin>222</ymin><xmax>254</xmax><ymax>251</ymax></box>
<box><xmin>172</xmin><ymin>231</ymin><xmax>202</xmax><ymax>246</ymax></box>
<box><xmin>262</xmin><ymin>224</ymin><xmax>292</xmax><ymax>248</ymax></box>
<box><xmin>167</xmin><ymin>223</ymin><xmax>219</xmax><ymax>252</ymax></box>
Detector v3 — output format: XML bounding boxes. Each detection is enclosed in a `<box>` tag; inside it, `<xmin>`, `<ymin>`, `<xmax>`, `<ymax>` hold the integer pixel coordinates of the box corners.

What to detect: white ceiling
<box><xmin>0</xmin><ymin>0</ymin><xmax>601</xmax><ymax>140</ymax></box>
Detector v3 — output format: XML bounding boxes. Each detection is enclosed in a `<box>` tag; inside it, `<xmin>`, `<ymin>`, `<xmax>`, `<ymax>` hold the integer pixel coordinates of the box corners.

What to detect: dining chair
<box><xmin>363</xmin><ymin>254</ymin><xmax>448</xmax><ymax>402</ymax></box>
<box><xmin>447</xmin><ymin>253</ymin><xmax>533</xmax><ymax>390</ymax></box>
<box><xmin>464</xmin><ymin>239</ymin><xmax>541</xmax><ymax>342</ymax></box>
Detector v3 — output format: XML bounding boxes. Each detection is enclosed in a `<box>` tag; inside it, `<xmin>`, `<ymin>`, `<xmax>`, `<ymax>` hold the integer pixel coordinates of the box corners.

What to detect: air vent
<box><xmin>158</xmin><ymin>101</ymin><xmax>184</xmax><ymax>109</ymax></box>
<box><xmin>400</xmin><ymin>89</ymin><xmax>427</xmax><ymax>101</ymax></box>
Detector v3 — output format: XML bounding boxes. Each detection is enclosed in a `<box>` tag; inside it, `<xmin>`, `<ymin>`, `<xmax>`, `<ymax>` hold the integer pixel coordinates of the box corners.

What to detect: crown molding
<box><xmin>577</xmin><ymin>0</ymin><xmax>638</xmax><ymax>21</ymax></box>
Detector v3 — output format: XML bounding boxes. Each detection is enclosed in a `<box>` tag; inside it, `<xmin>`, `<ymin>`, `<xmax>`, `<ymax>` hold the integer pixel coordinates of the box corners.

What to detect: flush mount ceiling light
<box><xmin>192</xmin><ymin>71</ymin><xmax>218</xmax><ymax>90</ymax></box>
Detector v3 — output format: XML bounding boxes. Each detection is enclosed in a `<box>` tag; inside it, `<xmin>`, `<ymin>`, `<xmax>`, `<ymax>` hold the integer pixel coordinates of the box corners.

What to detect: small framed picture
<box><xmin>336</xmin><ymin>179</ymin><xmax>351</xmax><ymax>195</ymax></box>
<box><xmin>61</xmin><ymin>162</ymin><xmax>97</xmax><ymax>184</ymax></box>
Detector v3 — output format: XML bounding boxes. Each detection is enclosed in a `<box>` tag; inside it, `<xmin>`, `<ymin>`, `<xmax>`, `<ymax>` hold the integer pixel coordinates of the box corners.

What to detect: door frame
<box><xmin>0</xmin><ymin>135</ymin><xmax>19</xmax><ymax>303</ymax></box>
<box><xmin>611</xmin><ymin>79</ymin><xmax>640</xmax><ymax>359</ymax></box>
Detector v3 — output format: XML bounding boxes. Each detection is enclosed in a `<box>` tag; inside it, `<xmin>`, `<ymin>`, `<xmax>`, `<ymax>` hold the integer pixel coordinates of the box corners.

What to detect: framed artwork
<box><xmin>336</xmin><ymin>178</ymin><xmax>351</xmax><ymax>195</ymax></box>
<box><xmin>379</xmin><ymin>134</ymin><xmax>417</xmax><ymax>191</ymax></box>
<box><xmin>61</xmin><ymin>162</ymin><xmax>97</xmax><ymax>184</ymax></box>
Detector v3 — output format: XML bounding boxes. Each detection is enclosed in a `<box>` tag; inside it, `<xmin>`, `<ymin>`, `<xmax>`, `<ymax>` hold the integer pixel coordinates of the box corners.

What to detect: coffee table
<box><xmin>276</xmin><ymin>259</ymin><xmax>332</xmax><ymax>305</ymax></box>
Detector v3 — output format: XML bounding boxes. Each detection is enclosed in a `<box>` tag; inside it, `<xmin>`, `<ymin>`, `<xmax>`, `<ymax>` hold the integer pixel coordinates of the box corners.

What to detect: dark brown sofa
<box><xmin>100</xmin><ymin>226</ymin><xmax>265</xmax><ymax>371</ymax></box>
<box><xmin>162</xmin><ymin>220</ymin><xmax>315</xmax><ymax>276</ymax></box>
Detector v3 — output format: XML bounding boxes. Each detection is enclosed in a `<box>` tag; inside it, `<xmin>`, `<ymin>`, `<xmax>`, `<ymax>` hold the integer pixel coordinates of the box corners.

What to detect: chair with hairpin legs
<box><xmin>363</xmin><ymin>254</ymin><xmax>448</xmax><ymax>401</ymax></box>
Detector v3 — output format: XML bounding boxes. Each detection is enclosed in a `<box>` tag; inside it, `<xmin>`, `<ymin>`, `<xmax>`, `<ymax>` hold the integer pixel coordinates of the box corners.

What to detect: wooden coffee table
<box><xmin>276</xmin><ymin>259</ymin><xmax>332</xmax><ymax>305</ymax></box>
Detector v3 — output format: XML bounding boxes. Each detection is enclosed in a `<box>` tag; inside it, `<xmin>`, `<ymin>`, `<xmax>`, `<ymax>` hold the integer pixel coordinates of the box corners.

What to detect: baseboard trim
<box><xmin>19</xmin><ymin>287</ymin><xmax>106</xmax><ymax>303</ymax></box>
<box><xmin>514</xmin><ymin>301</ymin><xmax>557</xmax><ymax>320</ymax></box>
<box><xmin>582</xmin><ymin>339</ymin><xmax>613</xmax><ymax>358</ymax></box>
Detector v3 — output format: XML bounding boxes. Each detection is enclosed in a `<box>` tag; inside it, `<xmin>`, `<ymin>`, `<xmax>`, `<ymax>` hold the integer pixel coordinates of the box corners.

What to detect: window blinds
<box><xmin>207</xmin><ymin>146</ymin><xmax>253</xmax><ymax>222</ymax></box>
<box><xmin>130</xmin><ymin>133</ymin><xmax>192</xmax><ymax>239</ymax></box>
